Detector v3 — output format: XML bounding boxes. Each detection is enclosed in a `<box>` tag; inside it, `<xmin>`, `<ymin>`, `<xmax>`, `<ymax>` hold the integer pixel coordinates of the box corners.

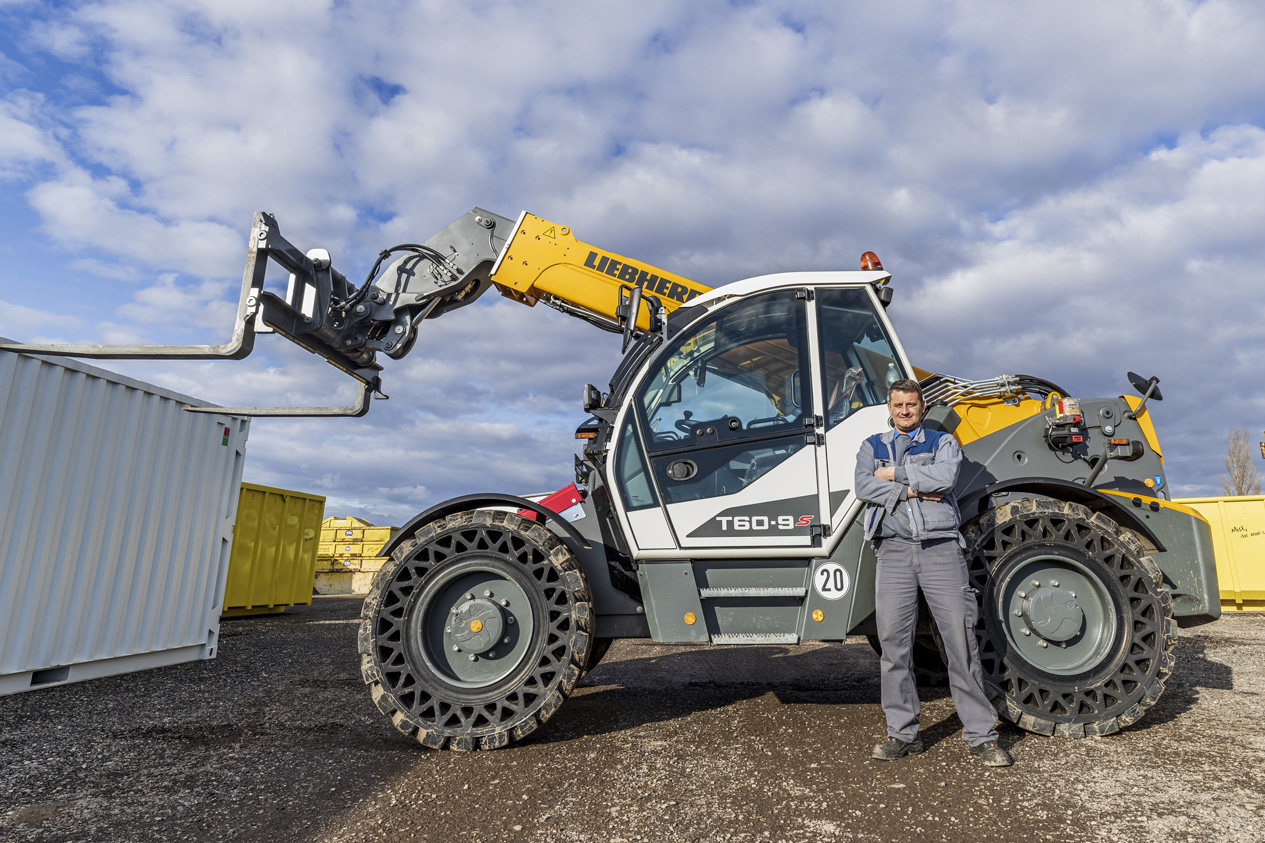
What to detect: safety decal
<box><xmin>813</xmin><ymin>562</ymin><xmax>850</xmax><ymax>601</ymax></box>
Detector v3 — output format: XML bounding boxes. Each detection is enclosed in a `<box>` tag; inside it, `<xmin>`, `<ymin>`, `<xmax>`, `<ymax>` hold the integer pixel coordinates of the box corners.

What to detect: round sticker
<box><xmin>814</xmin><ymin>562</ymin><xmax>851</xmax><ymax>600</ymax></box>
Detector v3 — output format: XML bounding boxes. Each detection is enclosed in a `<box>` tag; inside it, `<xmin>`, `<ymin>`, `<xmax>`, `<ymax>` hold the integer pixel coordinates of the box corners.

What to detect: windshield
<box><xmin>817</xmin><ymin>287</ymin><xmax>904</xmax><ymax>426</ymax></box>
<box><xmin>638</xmin><ymin>292</ymin><xmax>806</xmax><ymax>445</ymax></box>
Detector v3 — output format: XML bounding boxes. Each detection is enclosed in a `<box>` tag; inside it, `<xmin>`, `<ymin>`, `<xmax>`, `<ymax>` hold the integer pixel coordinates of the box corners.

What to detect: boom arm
<box><xmin>0</xmin><ymin>209</ymin><xmax>711</xmax><ymax>416</ymax></box>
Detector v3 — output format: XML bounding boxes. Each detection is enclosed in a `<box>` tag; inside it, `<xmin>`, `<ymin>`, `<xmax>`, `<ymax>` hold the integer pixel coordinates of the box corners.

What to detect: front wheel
<box><xmin>359</xmin><ymin>510</ymin><xmax>593</xmax><ymax>750</ymax></box>
<box><xmin>963</xmin><ymin>499</ymin><xmax>1177</xmax><ymax>737</ymax></box>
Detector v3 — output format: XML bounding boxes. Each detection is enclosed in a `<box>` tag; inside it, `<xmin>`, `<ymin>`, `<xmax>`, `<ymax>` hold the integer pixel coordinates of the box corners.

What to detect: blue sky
<box><xmin>3</xmin><ymin>0</ymin><xmax>1265</xmax><ymax>523</ymax></box>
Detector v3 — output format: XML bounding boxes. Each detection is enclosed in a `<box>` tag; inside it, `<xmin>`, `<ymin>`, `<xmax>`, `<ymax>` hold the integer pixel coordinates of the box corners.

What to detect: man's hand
<box><xmin>908</xmin><ymin>489</ymin><xmax>942</xmax><ymax>501</ymax></box>
<box><xmin>873</xmin><ymin>466</ymin><xmax>896</xmax><ymax>481</ymax></box>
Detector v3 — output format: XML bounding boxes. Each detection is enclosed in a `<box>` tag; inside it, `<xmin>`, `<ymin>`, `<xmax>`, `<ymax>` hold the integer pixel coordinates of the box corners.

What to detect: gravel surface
<box><xmin>1</xmin><ymin>597</ymin><xmax>1262</xmax><ymax>842</ymax></box>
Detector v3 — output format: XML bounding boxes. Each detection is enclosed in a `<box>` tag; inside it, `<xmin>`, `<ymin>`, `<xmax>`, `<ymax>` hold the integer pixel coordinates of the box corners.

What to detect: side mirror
<box><xmin>875</xmin><ymin>286</ymin><xmax>894</xmax><ymax>308</ymax></box>
<box><xmin>618</xmin><ymin>284</ymin><xmax>644</xmax><ymax>353</ymax></box>
<box><xmin>582</xmin><ymin>383</ymin><xmax>603</xmax><ymax>413</ymax></box>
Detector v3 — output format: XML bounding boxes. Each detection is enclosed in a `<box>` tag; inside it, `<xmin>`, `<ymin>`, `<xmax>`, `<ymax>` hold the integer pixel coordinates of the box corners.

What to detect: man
<box><xmin>854</xmin><ymin>379</ymin><xmax>1013</xmax><ymax>767</ymax></box>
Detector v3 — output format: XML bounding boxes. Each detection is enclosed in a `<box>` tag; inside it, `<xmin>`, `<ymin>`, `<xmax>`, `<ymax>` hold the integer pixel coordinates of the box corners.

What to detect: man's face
<box><xmin>887</xmin><ymin>389</ymin><xmax>924</xmax><ymax>433</ymax></box>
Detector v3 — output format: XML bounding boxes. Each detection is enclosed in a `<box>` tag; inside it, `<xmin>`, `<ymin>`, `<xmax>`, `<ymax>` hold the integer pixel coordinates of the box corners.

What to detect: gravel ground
<box><xmin>1</xmin><ymin>597</ymin><xmax>1262</xmax><ymax>842</ymax></box>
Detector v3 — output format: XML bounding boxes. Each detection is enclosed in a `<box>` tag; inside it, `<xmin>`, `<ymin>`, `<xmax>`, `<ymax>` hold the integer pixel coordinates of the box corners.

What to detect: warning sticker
<box><xmin>813</xmin><ymin>562</ymin><xmax>850</xmax><ymax>601</ymax></box>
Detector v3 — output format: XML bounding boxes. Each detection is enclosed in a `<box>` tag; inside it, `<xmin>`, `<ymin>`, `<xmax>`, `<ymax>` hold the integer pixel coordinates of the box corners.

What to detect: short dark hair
<box><xmin>887</xmin><ymin>379</ymin><xmax>923</xmax><ymax>402</ymax></box>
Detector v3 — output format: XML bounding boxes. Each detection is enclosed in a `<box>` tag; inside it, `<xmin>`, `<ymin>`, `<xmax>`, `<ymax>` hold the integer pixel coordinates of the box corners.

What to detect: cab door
<box><xmin>618</xmin><ymin>289</ymin><xmax>825</xmax><ymax>550</ymax></box>
<box><xmin>813</xmin><ymin>286</ymin><xmax>914</xmax><ymax>533</ymax></box>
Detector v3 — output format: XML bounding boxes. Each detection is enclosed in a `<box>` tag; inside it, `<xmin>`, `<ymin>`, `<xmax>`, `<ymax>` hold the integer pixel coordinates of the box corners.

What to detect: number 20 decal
<box><xmin>813</xmin><ymin>562</ymin><xmax>851</xmax><ymax>600</ymax></box>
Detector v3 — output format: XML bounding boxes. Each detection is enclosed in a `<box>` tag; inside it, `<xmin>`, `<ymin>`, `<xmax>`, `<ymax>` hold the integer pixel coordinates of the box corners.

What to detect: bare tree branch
<box><xmin>1222</xmin><ymin>429</ymin><xmax>1262</xmax><ymax>496</ymax></box>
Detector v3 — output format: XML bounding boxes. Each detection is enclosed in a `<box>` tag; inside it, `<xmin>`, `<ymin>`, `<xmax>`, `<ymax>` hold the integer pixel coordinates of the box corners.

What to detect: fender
<box><xmin>960</xmin><ymin>477</ymin><xmax>1167</xmax><ymax>553</ymax></box>
<box><xmin>379</xmin><ymin>493</ymin><xmax>593</xmax><ymax>562</ymax></box>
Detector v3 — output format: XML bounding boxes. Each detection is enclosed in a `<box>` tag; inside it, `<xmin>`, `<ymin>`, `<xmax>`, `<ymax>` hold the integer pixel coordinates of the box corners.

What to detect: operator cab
<box><xmin>605</xmin><ymin>271</ymin><xmax>911</xmax><ymax>556</ymax></box>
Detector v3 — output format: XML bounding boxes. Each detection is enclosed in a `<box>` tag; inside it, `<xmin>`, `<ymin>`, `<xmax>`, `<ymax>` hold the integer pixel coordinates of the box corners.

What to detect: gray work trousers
<box><xmin>874</xmin><ymin>537</ymin><xmax>998</xmax><ymax>746</ymax></box>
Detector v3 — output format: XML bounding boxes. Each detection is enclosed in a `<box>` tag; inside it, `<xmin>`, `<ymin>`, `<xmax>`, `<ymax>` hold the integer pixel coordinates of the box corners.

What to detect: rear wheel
<box><xmin>359</xmin><ymin>510</ymin><xmax>592</xmax><ymax>750</ymax></box>
<box><xmin>963</xmin><ymin>499</ymin><xmax>1177</xmax><ymax>737</ymax></box>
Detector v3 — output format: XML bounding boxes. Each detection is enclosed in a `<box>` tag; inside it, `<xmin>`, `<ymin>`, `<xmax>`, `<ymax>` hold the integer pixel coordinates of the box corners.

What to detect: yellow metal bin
<box><xmin>223</xmin><ymin>483</ymin><xmax>327</xmax><ymax>617</ymax></box>
<box><xmin>1174</xmin><ymin>495</ymin><xmax>1265</xmax><ymax>612</ymax></box>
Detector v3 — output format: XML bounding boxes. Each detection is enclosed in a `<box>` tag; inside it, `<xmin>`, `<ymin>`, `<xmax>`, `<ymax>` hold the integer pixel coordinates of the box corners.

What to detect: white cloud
<box><xmin>3</xmin><ymin>0</ymin><xmax>1265</xmax><ymax>516</ymax></box>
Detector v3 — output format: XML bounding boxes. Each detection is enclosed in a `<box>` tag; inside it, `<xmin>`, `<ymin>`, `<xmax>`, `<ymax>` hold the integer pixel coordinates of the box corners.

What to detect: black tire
<box><xmin>584</xmin><ymin>637</ymin><xmax>614</xmax><ymax>674</ymax></box>
<box><xmin>358</xmin><ymin>510</ymin><xmax>593</xmax><ymax>751</ymax></box>
<box><xmin>963</xmin><ymin>498</ymin><xmax>1177</xmax><ymax>737</ymax></box>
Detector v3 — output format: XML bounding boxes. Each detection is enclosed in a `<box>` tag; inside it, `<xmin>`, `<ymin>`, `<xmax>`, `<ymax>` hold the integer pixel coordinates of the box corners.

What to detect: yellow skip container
<box><xmin>222</xmin><ymin>483</ymin><xmax>326</xmax><ymax>617</ymax></box>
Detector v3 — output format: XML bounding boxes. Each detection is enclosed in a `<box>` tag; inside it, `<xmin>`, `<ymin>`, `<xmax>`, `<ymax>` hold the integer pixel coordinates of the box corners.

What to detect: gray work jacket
<box><xmin>853</xmin><ymin>426</ymin><xmax>965</xmax><ymax>546</ymax></box>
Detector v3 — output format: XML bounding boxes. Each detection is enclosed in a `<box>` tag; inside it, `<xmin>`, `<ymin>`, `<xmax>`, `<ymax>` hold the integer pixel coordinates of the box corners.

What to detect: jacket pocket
<box><xmin>919</xmin><ymin>497</ymin><xmax>959</xmax><ymax>532</ymax></box>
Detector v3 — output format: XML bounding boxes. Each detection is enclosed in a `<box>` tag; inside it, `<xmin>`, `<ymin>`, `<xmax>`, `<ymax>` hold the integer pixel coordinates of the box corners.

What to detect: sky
<box><xmin>2</xmin><ymin>0</ymin><xmax>1264</xmax><ymax>525</ymax></box>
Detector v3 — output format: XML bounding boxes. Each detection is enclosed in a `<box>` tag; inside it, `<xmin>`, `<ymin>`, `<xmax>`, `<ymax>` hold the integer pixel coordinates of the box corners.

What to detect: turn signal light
<box><xmin>684</xmin><ymin>612</ymin><xmax>697</xmax><ymax>625</ymax></box>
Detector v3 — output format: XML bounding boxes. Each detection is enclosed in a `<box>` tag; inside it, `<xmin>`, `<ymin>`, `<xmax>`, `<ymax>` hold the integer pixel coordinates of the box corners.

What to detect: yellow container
<box><xmin>323</xmin><ymin>516</ymin><xmax>371</xmax><ymax>530</ymax></box>
<box><xmin>1174</xmin><ymin>496</ymin><xmax>1265</xmax><ymax>612</ymax></box>
<box><xmin>222</xmin><ymin>483</ymin><xmax>327</xmax><ymax>617</ymax></box>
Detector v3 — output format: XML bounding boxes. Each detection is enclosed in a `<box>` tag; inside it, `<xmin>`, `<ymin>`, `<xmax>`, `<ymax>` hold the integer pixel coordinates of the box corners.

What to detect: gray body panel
<box><xmin>933</xmin><ymin>398</ymin><xmax>1219</xmax><ymax>621</ymax></box>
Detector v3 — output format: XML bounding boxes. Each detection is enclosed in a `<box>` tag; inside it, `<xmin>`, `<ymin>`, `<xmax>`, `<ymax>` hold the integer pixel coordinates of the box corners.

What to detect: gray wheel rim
<box><xmin>411</xmin><ymin>561</ymin><xmax>535</xmax><ymax>688</ymax></box>
<box><xmin>994</xmin><ymin>554</ymin><xmax>1118</xmax><ymax>675</ymax></box>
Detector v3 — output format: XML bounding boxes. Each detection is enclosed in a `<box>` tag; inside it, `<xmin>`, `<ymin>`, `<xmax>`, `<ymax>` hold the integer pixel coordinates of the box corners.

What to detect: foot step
<box><xmin>697</xmin><ymin>587</ymin><xmax>807</xmax><ymax>599</ymax></box>
<box><xmin>710</xmin><ymin>633</ymin><xmax>800</xmax><ymax>645</ymax></box>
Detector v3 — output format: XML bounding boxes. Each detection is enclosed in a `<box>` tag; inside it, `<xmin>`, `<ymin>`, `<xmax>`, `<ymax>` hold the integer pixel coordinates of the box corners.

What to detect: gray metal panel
<box><xmin>0</xmin><ymin>348</ymin><xmax>248</xmax><ymax>694</ymax></box>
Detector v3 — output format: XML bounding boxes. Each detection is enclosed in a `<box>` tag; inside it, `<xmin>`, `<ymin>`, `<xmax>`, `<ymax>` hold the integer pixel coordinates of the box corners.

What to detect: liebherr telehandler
<box><xmin>1</xmin><ymin>208</ymin><xmax>1220</xmax><ymax>750</ymax></box>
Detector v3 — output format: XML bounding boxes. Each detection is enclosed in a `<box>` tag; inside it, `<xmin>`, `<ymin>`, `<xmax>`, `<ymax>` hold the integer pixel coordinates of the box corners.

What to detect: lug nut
<box><xmin>1032</xmin><ymin>580</ymin><xmax>1041</xmax><ymax>587</ymax></box>
<box><xmin>1069</xmin><ymin>591</ymin><xmax>1077</xmax><ymax>598</ymax></box>
<box><xmin>1017</xmin><ymin>591</ymin><xmax>1027</xmax><ymax>599</ymax></box>
<box><xmin>466</xmin><ymin>592</ymin><xmax>474</xmax><ymax>600</ymax></box>
<box><xmin>452</xmin><ymin>645</ymin><xmax>460</xmax><ymax>652</ymax></box>
<box><xmin>445</xmin><ymin>627</ymin><xmax>451</xmax><ymax>634</ymax></box>
<box><xmin>1050</xmin><ymin>580</ymin><xmax>1060</xmax><ymax>587</ymax></box>
<box><xmin>500</xmin><ymin>598</ymin><xmax>509</xmax><ymax>607</ymax></box>
<box><xmin>1013</xmin><ymin>609</ymin><xmax>1023</xmax><ymax>617</ymax></box>
<box><xmin>1038</xmin><ymin>641</ymin><xmax>1048</xmax><ymax>648</ymax></box>
<box><xmin>469</xmin><ymin>654</ymin><xmax>477</xmax><ymax>661</ymax></box>
<box><xmin>484</xmin><ymin>590</ymin><xmax>492</xmax><ymax>598</ymax></box>
<box><xmin>1021</xmin><ymin>629</ymin><xmax>1031</xmax><ymax>636</ymax></box>
<box><xmin>502</xmin><ymin>637</ymin><xmax>510</xmax><ymax>644</ymax></box>
<box><xmin>507</xmin><ymin>616</ymin><xmax>515</xmax><ymax>625</ymax></box>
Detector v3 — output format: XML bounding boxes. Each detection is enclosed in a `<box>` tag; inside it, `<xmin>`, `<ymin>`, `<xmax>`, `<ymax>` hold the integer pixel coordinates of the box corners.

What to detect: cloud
<box><xmin>900</xmin><ymin>125</ymin><xmax>1265</xmax><ymax>493</ymax></box>
<box><xmin>3</xmin><ymin>0</ymin><xmax>1265</xmax><ymax>518</ymax></box>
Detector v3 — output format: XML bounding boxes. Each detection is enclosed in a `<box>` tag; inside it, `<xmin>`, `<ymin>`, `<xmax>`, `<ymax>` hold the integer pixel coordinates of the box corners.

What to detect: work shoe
<box><xmin>969</xmin><ymin>740</ymin><xmax>1014</xmax><ymax>767</ymax></box>
<box><xmin>871</xmin><ymin>737</ymin><xmax>924</xmax><ymax>761</ymax></box>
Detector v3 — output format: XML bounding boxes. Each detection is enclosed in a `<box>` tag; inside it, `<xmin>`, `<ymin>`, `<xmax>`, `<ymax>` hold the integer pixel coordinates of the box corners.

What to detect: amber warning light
<box><xmin>860</xmin><ymin>251</ymin><xmax>884</xmax><ymax>271</ymax></box>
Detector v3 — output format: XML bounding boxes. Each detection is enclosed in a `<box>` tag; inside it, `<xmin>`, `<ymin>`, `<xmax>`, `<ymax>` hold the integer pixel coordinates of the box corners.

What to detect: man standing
<box><xmin>854</xmin><ymin>379</ymin><xmax>1013</xmax><ymax>767</ymax></box>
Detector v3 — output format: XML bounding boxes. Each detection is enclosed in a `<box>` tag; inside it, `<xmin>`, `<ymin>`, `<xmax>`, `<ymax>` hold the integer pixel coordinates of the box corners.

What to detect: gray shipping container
<box><xmin>0</xmin><ymin>345</ymin><xmax>249</xmax><ymax>695</ymax></box>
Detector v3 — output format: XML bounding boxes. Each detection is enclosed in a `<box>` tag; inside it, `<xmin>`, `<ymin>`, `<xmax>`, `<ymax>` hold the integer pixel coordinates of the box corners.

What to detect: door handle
<box><xmin>666</xmin><ymin>460</ymin><xmax>698</xmax><ymax>481</ymax></box>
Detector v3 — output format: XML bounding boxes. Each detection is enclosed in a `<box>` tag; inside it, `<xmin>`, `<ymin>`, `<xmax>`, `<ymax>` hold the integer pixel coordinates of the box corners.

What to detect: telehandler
<box><xmin>1</xmin><ymin>208</ymin><xmax>1220</xmax><ymax>750</ymax></box>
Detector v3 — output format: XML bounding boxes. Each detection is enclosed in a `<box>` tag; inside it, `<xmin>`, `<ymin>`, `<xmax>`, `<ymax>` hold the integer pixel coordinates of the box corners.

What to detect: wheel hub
<box><xmin>410</xmin><ymin>562</ymin><xmax>535</xmax><ymax>689</ymax></box>
<box><xmin>997</xmin><ymin>554</ymin><xmax>1118</xmax><ymax>675</ymax></box>
<box><xmin>1021</xmin><ymin>584</ymin><xmax>1083</xmax><ymax>642</ymax></box>
<box><xmin>451</xmin><ymin>598</ymin><xmax>504</xmax><ymax>654</ymax></box>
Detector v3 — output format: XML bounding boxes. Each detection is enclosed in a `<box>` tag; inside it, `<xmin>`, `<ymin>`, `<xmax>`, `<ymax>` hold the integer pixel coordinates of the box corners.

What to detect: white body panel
<box><xmin>0</xmin><ymin>348</ymin><xmax>249</xmax><ymax>696</ymax></box>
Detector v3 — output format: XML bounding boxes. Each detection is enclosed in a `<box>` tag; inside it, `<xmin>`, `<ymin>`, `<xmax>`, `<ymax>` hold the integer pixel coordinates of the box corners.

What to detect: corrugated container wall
<box><xmin>223</xmin><ymin>483</ymin><xmax>325</xmax><ymax>616</ymax></box>
<box><xmin>0</xmin><ymin>348</ymin><xmax>249</xmax><ymax>695</ymax></box>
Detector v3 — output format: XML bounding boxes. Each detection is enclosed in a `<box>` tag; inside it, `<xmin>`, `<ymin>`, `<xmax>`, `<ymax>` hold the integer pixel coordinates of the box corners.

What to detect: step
<box><xmin>710</xmin><ymin>633</ymin><xmax>800</xmax><ymax>645</ymax></box>
<box><xmin>698</xmin><ymin>587</ymin><xmax>807</xmax><ymax>599</ymax></box>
